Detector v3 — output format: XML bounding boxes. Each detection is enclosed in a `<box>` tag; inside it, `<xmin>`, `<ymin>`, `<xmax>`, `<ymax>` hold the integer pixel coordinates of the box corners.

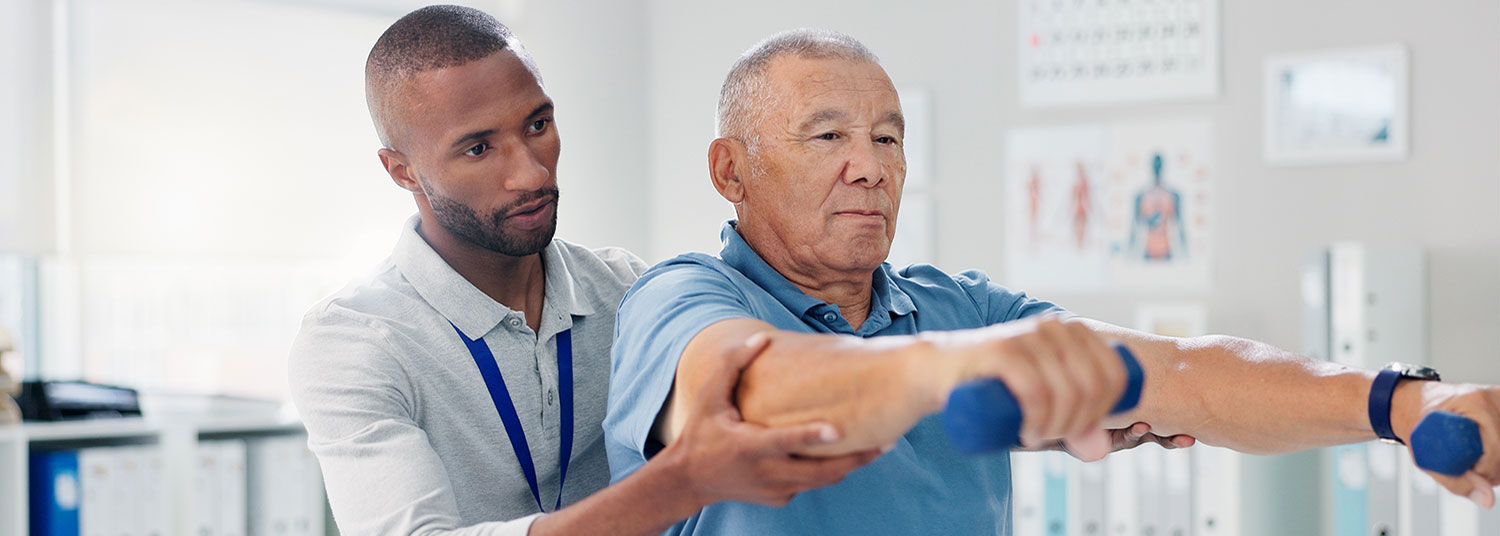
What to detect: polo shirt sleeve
<box><xmin>603</xmin><ymin>257</ymin><xmax>754</xmax><ymax>483</ymax></box>
<box><xmin>951</xmin><ymin>269</ymin><xmax>1069</xmax><ymax>325</ymax></box>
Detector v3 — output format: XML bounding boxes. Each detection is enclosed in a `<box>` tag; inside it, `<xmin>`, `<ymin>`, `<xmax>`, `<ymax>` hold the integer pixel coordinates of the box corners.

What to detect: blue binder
<box><xmin>29</xmin><ymin>449</ymin><xmax>81</xmax><ymax>536</ymax></box>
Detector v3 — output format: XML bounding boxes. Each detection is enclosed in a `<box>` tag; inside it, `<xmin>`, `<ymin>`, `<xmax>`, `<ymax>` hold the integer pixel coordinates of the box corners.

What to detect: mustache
<box><xmin>494</xmin><ymin>188</ymin><xmax>560</xmax><ymax>220</ymax></box>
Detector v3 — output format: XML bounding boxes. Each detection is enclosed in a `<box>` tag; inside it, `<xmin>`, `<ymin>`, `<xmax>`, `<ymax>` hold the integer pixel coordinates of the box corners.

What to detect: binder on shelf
<box><xmin>1105</xmin><ymin>449</ymin><xmax>1140</xmax><ymax>536</ymax></box>
<box><xmin>1013</xmin><ymin>451</ymin><xmax>1048</xmax><ymax>536</ymax></box>
<box><xmin>29</xmin><ymin>449</ymin><xmax>81</xmax><ymax>536</ymax></box>
<box><xmin>1161</xmin><ymin>448</ymin><xmax>1193</xmax><ymax>536</ymax></box>
<box><xmin>1041</xmin><ymin>451</ymin><xmax>1068</xmax><ymax>536</ymax></box>
<box><xmin>191</xmin><ymin>441</ymin><xmax>222</xmax><ymax>536</ymax></box>
<box><xmin>77</xmin><ymin>447</ymin><xmax>116</xmax><ymax>536</ymax></box>
<box><xmin>1192</xmin><ymin>445</ymin><xmax>1240</xmax><ymax>536</ymax></box>
<box><xmin>1403</xmin><ymin>454</ymin><xmax>1441</xmax><ymax>536</ymax></box>
<box><xmin>216</xmin><ymin>440</ymin><xmax>249</xmax><ymax>536</ymax></box>
<box><xmin>139</xmin><ymin>446</ymin><xmax>169</xmax><ymax>536</ymax></box>
<box><xmin>1074</xmin><ymin>457</ymin><xmax>1106</xmax><ymax>536</ymax></box>
<box><xmin>111</xmin><ymin>446</ymin><xmax>145</xmax><ymax>536</ymax></box>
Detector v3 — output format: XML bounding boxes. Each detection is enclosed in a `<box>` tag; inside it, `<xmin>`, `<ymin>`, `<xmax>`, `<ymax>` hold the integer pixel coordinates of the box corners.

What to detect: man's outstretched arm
<box><xmin>654</xmin><ymin>315</ymin><xmax>1131</xmax><ymax>459</ymax></box>
<box><xmin>1080</xmin><ymin>319</ymin><xmax>1500</xmax><ymax>506</ymax></box>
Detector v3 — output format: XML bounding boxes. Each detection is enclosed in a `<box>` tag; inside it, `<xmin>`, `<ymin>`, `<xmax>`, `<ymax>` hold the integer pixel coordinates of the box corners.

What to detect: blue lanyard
<box><xmin>453</xmin><ymin>323</ymin><xmax>574</xmax><ymax>513</ymax></box>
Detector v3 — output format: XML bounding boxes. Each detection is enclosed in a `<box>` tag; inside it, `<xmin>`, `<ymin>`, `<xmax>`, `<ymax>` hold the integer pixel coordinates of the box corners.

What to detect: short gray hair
<box><xmin>716</xmin><ymin>29</ymin><xmax>880</xmax><ymax>149</ymax></box>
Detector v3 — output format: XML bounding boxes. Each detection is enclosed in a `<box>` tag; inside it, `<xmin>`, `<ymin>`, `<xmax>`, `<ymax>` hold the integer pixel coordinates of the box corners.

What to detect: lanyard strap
<box><xmin>453</xmin><ymin>323</ymin><xmax>575</xmax><ymax>513</ymax></box>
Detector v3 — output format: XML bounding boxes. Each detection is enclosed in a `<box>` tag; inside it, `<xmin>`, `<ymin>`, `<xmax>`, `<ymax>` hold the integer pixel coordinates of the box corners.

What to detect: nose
<box><xmin>501</xmin><ymin>137</ymin><xmax>552</xmax><ymax>191</ymax></box>
<box><xmin>841</xmin><ymin>138</ymin><xmax>885</xmax><ymax>189</ymax></box>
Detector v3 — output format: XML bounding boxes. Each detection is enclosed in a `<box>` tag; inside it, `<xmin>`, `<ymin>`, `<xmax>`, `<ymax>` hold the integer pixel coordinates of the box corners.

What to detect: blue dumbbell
<box><xmin>942</xmin><ymin>342</ymin><xmax>1145</xmax><ymax>454</ymax></box>
<box><xmin>1410</xmin><ymin>411</ymin><xmax>1484</xmax><ymax>477</ymax></box>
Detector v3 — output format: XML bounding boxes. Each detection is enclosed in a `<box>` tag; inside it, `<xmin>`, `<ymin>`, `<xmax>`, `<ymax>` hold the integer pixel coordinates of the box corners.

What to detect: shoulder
<box><xmin>290</xmin><ymin>263</ymin><xmax>422</xmax><ymax>379</ymax></box>
<box><xmin>627</xmin><ymin>253</ymin><xmax>743</xmax><ymax>299</ymax></box>
<box><xmin>889</xmin><ymin>264</ymin><xmax>1062</xmax><ymax>324</ymax></box>
<box><xmin>553</xmin><ymin>239</ymin><xmax>650</xmax><ymax>281</ymax></box>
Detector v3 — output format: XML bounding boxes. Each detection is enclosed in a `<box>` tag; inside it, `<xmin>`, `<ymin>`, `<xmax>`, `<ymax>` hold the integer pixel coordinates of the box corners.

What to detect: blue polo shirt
<box><xmin>604</xmin><ymin>221</ymin><xmax>1064</xmax><ymax>535</ymax></box>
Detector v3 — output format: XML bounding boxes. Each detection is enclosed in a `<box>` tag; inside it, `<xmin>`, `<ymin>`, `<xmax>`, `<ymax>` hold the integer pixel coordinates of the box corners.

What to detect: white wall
<box><xmin>0</xmin><ymin>0</ymin><xmax>56</xmax><ymax>254</ymax></box>
<box><xmin>641</xmin><ymin>0</ymin><xmax>1500</xmax><ymax>386</ymax></box>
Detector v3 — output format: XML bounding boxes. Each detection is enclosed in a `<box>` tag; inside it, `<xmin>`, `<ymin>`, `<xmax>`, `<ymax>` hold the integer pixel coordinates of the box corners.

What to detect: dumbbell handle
<box><xmin>941</xmin><ymin>342</ymin><xmax>1144</xmax><ymax>454</ymax></box>
<box><xmin>1410</xmin><ymin>411</ymin><xmax>1484</xmax><ymax>477</ymax></box>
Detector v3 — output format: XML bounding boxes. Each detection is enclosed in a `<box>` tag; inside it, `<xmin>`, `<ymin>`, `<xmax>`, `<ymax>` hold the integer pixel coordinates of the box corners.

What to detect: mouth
<box><xmin>506</xmin><ymin>196</ymin><xmax>557</xmax><ymax>218</ymax></box>
<box><xmin>504</xmin><ymin>196</ymin><xmax>557</xmax><ymax>230</ymax></box>
<box><xmin>834</xmin><ymin>209</ymin><xmax>886</xmax><ymax>219</ymax></box>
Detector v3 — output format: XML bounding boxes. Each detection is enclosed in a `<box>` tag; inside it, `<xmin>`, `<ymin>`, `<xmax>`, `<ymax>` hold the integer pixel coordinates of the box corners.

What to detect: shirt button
<box><xmin>822</xmin><ymin>312</ymin><xmax>838</xmax><ymax>323</ymax></box>
<box><xmin>547</xmin><ymin>389</ymin><xmax>556</xmax><ymax>405</ymax></box>
<box><xmin>507</xmin><ymin>318</ymin><xmax>522</xmax><ymax>328</ymax></box>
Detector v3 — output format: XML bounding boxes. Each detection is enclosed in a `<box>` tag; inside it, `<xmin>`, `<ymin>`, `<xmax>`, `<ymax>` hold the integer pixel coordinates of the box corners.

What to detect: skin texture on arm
<box><xmin>1084</xmin><ymin>319</ymin><xmax>1500</xmax><ymax>506</ymax></box>
<box><xmin>655</xmin><ymin>316</ymin><xmax>1131</xmax><ymax>459</ymax></box>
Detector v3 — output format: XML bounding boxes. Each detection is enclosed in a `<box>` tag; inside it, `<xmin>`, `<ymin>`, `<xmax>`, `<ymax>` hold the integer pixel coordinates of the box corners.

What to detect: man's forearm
<box><xmin>527</xmin><ymin>453</ymin><xmax>703</xmax><ymax>536</ymax></box>
<box><xmin>1095</xmin><ymin>323</ymin><xmax>1380</xmax><ymax>454</ymax></box>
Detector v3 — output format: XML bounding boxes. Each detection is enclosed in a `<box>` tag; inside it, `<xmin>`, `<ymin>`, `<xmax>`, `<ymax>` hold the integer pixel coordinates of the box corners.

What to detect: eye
<box><xmin>464</xmin><ymin>142</ymin><xmax>489</xmax><ymax>157</ymax></box>
<box><xmin>875</xmin><ymin>136</ymin><xmax>899</xmax><ymax>145</ymax></box>
<box><xmin>817</xmin><ymin>132</ymin><xmax>841</xmax><ymax>141</ymax></box>
<box><xmin>528</xmin><ymin>117</ymin><xmax>553</xmax><ymax>134</ymax></box>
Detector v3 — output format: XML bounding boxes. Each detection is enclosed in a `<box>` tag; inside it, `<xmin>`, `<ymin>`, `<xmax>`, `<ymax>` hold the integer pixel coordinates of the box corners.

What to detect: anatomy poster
<box><xmin>1004</xmin><ymin>118</ymin><xmax>1213</xmax><ymax>294</ymax></box>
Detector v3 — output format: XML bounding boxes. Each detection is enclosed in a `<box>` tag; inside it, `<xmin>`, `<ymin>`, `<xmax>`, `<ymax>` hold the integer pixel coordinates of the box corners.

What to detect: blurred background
<box><xmin>0</xmin><ymin>0</ymin><xmax>1496</xmax><ymax>535</ymax></box>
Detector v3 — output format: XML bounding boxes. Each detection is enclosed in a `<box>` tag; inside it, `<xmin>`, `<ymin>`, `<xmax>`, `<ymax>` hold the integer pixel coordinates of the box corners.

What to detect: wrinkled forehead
<box><xmin>762</xmin><ymin>56</ymin><xmax>902</xmax><ymax>127</ymax></box>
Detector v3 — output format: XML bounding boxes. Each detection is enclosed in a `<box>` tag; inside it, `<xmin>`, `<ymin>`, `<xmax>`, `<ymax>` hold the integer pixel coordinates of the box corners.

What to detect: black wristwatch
<box><xmin>1368</xmin><ymin>362</ymin><xmax>1441</xmax><ymax>445</ymax></box>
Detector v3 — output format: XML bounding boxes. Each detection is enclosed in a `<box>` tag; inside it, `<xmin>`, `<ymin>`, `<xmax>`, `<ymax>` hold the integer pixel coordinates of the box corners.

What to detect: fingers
<box><xmin>1063</xmin><ymin>320</ymin><xmax>1127</xmax><ymax>424</ymax></box>
<box><xmin>1062</xmin><ymin>427</ymin><xmax>1111</xmax><ymax>462</ymax></box>
<box><xmin>1018</xmin><ymin>331</ymin><xmax>1074</xmax><ymax>441</ymax></box>
<box><xmin>749</xmin><ymin>420</ymin><xmax>841</xmax><ymax>454</ymax></box>
<box><xmin>692</xmin><ymin>332</ymin><xmax>773</xmax><ymax>414</ymax></box>
<box><xmin>1039</xmin><ymin>319</ymin><xmax>1105</xmax><ymax>438</ymax></box>
<box><xmin>772</xmin><ymin>450</ymin><xmax>883</xmax><ymax>490</ymax></box>
<box><xmin>993</xmin><ymin>339</ymin><xmax>1050</xmax><ymax>445</ymax></box>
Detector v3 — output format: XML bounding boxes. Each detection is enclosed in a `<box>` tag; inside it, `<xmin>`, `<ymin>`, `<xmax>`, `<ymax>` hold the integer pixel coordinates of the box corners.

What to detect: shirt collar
<box><xmin>392</xmin><ymin>214</ymin><xmax>593</xmax><ymax>341</ymax></box>
<box><xmin>718</xmin><ymin>220</ymin><xmax>916</xmax><ymax>326</ymax></box>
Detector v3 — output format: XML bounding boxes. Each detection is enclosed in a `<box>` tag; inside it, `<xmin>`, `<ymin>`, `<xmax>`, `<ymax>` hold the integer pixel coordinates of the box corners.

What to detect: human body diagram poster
<box><xmin>1003</xmin><ymin>119</ymin><xmax>1213</xmax><ymax>294</ymax></box>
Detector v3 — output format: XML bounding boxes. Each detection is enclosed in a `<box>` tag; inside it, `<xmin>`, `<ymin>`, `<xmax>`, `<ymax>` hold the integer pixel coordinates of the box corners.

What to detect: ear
<box><xmin>708</xmin><ymin>137</ymin><xmax>749</xmax><ymax>204</ymax></box>
<box><xmin>378</xmin><ymin>148</ymin><xmax>422</xmax><ymax>194</ymax></box>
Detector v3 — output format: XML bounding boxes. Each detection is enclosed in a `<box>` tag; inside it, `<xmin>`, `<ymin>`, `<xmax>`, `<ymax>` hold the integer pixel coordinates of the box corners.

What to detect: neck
<box><xmin>738</xmin><ymin>222</ymin><xmax>875</xmax><ymax>331</ymax></box>
<box><xmin>416</xmin><ymin>210</ymin><xmax>546</xmax><ymax>331</ymax></box>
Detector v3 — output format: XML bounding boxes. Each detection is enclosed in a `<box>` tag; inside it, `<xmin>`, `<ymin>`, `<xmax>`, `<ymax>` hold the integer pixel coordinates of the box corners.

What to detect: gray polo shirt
<box><xmin>289</xmin><ymin>214</ymin><xmax>647</xmax><ymax>535</ymax></box>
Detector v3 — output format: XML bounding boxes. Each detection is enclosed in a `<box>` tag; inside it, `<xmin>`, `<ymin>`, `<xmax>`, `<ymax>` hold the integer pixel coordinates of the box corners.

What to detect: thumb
<box><xmin>693</xmin><ymin>332</ymin><xmax>772</xmax><ymax>413</ymax></box>
<box><xmin>1063</xmin><ymin>427</ymin><xmax>1111</xmax><ymax>462</ymax></box>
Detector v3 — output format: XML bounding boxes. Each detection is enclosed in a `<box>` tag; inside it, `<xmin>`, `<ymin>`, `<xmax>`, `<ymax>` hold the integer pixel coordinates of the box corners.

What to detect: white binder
<box><xmin>1013</xmin><ymin>452</ymin><xmax>1049</xmax><ymax>536</ymax></box>
<box><xmin>1192</xmin><ymin>445</ymin><xmax>1240</xmax><ymax>536</ymax></box>
<box><xmin>217</xmin><ymin>440</ymin><xmax>249</xmax><ymax>536</ymax></box>
<box><xmin>78</xmin><ymin>447</ymin><xmax>116</xmax><ymax>536</ymax></box>
<box><xmin>1073</xmin><ymin>456</ymin><xmax>1106</xmax><ymax>536</ymax></box>
<box><xmin>191</xmin><ymin>441</ymin><xmax>223</xmax><ymax>536</ymax></box>
<box><xmin>1105</xmin><ymin>449</ymin><xmax>1140</xmax><ymax>536</ymax></box>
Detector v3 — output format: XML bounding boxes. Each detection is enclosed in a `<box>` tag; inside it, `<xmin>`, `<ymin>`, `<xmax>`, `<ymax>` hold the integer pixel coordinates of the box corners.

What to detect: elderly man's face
<box><xmin>741</xmin><ymin>56</ymin><xmax>906</xmax><ymax>274</ymax></box>
<box><xmin>390</xmin><ymin>50</ymin><xmax>561</xmax><ymax>256</ymax></box>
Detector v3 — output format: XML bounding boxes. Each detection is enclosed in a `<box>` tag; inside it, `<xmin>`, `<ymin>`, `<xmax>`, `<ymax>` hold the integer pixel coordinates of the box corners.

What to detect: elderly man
<box><xmin>289</xmin><ymin>9</ymin><xmax>880</xmax><ymax>536</ymax></box>
<box><xmin>604</xmin><ymin>29</ymin><xmax>1500</xmax><ymax>534</ymax></box>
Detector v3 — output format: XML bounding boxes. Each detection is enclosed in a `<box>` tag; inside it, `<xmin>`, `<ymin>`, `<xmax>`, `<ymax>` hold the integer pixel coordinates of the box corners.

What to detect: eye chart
<box><xmin>1019</xmin><ymin>0</ymin><xmax>1220</xmax><ymax>108</ymax></box>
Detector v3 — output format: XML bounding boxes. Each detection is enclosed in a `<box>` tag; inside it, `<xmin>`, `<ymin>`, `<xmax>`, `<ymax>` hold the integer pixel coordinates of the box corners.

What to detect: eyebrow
<box><xmin>448</xmin><ymin>102</ymin><xmax>556</xmax><ymax>150</ymax></box>
<box><xmin>797</xmin><ymin>109</ymin><xmax>847</xmax><ymax>133</ymax></box>
<box><xmin>796</xmin><ymin>109</ymin><xmax>907</xmax><ymax>135</ymax></box>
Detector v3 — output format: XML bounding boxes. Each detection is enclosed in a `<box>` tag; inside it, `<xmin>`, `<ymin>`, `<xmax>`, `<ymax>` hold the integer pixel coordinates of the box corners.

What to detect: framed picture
<box><xmin>1263</xmin><ymin>44</ymin><xmax>1408</xmax><ymax>166</ymax></box>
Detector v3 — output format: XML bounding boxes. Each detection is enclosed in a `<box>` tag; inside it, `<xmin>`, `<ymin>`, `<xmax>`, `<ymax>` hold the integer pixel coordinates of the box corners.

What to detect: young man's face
<box><xmin>390</xmin><ymin>49</ymin><xmax>561</xmax><ymax>256</ymax></box>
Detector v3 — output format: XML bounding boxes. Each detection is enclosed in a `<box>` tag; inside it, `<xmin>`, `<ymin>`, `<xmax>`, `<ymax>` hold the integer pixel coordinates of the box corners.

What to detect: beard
<box><xmin>427</xmin><ymin>187</ymin><xmax>560</xmax><ymax>257</ymax></box>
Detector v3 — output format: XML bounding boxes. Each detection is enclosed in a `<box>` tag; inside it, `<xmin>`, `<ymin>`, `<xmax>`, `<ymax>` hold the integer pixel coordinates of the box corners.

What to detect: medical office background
<box><xmin>0</xmin><ymin>0</ymin><xmax>1497</xmax><ymax>535</ymax></box>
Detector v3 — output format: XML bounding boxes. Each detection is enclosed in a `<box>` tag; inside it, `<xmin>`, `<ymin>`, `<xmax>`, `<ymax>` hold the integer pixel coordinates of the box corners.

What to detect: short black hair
<box><xmin>364</xmin><ymin>5</ymin><xmax>538</xmax><ymax>148</ymax></box>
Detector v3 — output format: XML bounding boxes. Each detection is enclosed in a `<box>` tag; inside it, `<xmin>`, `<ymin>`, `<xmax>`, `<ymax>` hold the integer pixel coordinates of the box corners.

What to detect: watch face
<box><xmin>1386</xmin><ymin>362</ymin><xmax>1441</xmax><ymax>382</ymax></box>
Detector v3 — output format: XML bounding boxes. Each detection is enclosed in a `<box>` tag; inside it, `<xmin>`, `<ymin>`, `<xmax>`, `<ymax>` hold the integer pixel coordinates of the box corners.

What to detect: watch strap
<box><xmin>1369</xmin><ymin>368</ymin><xmax>1404</xmax><ymax>444</ymax></box>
